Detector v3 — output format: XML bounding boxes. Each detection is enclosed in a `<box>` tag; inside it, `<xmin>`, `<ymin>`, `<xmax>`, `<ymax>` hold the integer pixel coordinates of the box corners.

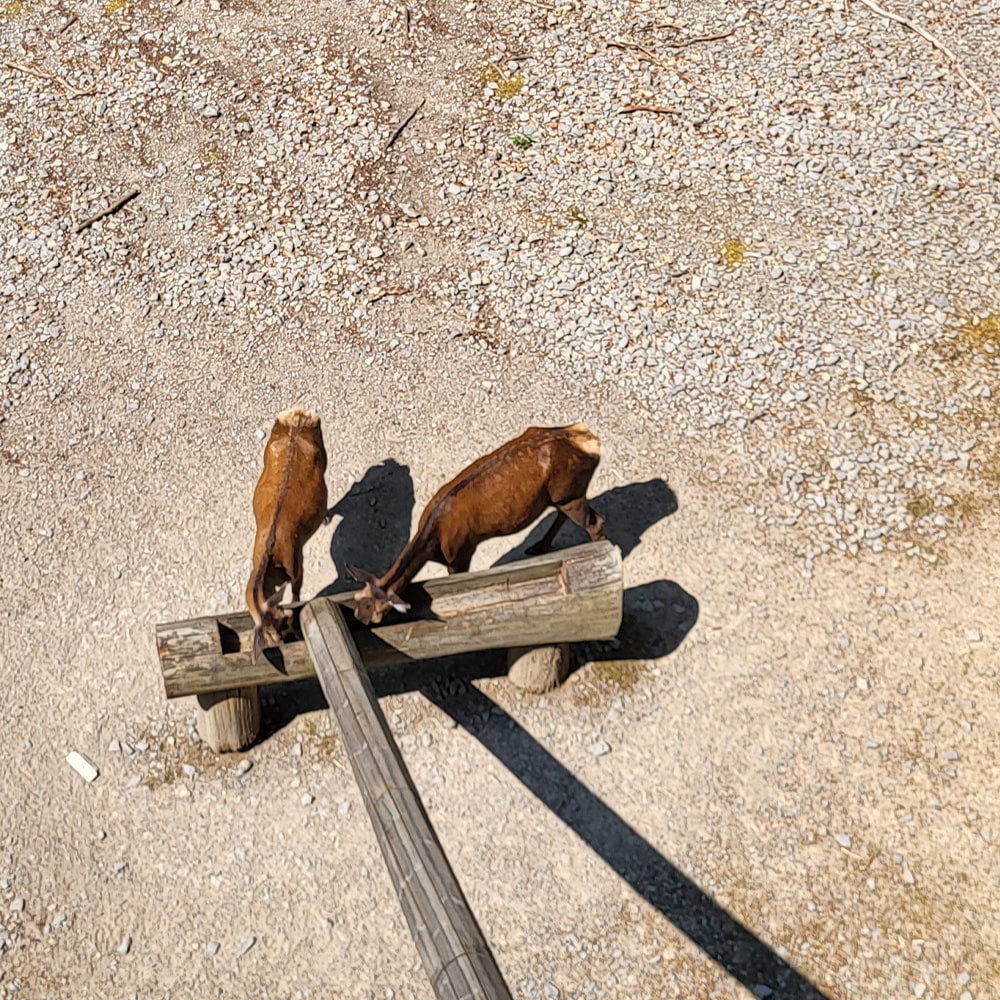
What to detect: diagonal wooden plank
<box><xmin>301</xmin><ymin>599</ymin><xmax>513</xmax><ymax>1000</ymax></box>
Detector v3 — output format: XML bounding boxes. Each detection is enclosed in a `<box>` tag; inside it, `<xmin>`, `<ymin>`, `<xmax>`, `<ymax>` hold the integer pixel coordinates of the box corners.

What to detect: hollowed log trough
<box><xmin>156</xmin><ymin>541</ymin><xmax>623</xmax><ymax>752</ymax></box>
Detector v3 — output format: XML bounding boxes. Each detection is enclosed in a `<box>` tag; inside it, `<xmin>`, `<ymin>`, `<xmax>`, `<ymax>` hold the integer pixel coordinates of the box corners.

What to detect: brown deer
<box><xmin>349</xmin><ymin>423</ymin><xmax>605</xmax><ymax>625</ymax></box>
<box><xmin>246</xmin><ymin>406</ymin><xmax>328</xmax><ymax>662</ymax></box>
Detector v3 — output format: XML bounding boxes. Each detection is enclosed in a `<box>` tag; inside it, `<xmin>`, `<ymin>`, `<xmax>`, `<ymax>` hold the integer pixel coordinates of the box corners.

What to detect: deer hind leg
<box><xmin>556</xmin><ymin>496</ymin><xmax>605</xmax><ymax>542</ymax></box>
<box><xmin>525</xmin><ymin>511</ymin><xmax>567</xmax><ymax>555</ymax></box>
<box><xmin>289</xmin><ymin>549</ymin><xmax>304</xmax><ymax>604</ymax></box>
<box><xmin>445</xmin><ymin>541</ymin><xmax>476</xmax><ymax>575</ymax></box>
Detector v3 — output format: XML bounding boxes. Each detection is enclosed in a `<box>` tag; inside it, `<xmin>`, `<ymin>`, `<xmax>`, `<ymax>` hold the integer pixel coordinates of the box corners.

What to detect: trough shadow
<box><xmin>317</xmin><ymin>458</ymin><xmax>414</xmax><ymax>597</ymax></box>
<box><xmin>492</xmin><ymin>477</ymin><xmax>677</xmax><ymax>566</ymax></box>
<box><xmin>574</xmin><ymin>577</ymin><xmax>699</xmax><ymax>670</ymax></box>
<box><xmin>419</xmin><ymin>682</ymin><xmax>830</xmax><ymax>1000</ymax></box>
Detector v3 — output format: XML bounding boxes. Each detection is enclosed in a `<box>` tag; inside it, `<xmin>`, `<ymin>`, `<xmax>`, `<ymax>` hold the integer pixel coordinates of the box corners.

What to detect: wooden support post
<box><xmin>301</xmin><ymin>600</ymin><xmax>513</xmax><ymax>1000</ymax></box>
<box><xmin>506</xmin><ymin>643</ymin><xmax>571</xmax><ymax>693</ymax></box>
<box><xmin>196</xmin><ymin>687</ymin><xmax>261</xmax><ymax>753</ymax></box>
<box><xmin>157</xmin><ymin>542</ymin><xmax>622</xmax><ymax>700</ymax></box>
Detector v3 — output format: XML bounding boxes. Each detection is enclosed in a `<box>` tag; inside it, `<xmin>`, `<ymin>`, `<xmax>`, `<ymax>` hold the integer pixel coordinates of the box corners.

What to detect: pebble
<box><xmin>205</xmin><ymin>941</ymin><xmax>220</xmax><ymax>956</ymax></box>
<box><xmin>300</xmin><ymin>793</ymin><xmax>314</xmax><ymax>806</ymax></box>
<box><xmin>10</xmin><ymin>898</ymin><xmax>24</xmax><ymax>912</ymax></box>
<box><xmin>117</xmin><ymin>934</ymin><xmax>132</xmax><ymax>955</ymax></box>
<box><xmin>236</xmin><ymin>935</ymin><xmax>256</xmax><ymax>959</ymax></box>
<box><xmin>591</xmin><ymin>740</ymin><xmax>611</xmax><ymax>757</ymax></box>
<box><xmin>834</xmin><ymin>832</ymin><xmax>852</xmax><ymax>849</ymax></box>
<box><xmin>964</xmin><ymin>629</ymin><xmax>982</xmax><ymax>642</ymax></box>
<box><xmin>234</xmin><ymin>759</ymin><xmax>253</xmax><ymax>777</ymax></box>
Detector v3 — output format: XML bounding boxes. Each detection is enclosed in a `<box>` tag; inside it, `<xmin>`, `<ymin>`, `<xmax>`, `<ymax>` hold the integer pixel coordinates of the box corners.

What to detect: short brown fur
<box><xmin>246</xmin><ymin>407</ymin><xmax>328</xmax><ymax>662</ymax></box>
<box><xmin>350</xmin><ymin>423</ymin><xmax>605</xmax><ymax>625</ymax></box>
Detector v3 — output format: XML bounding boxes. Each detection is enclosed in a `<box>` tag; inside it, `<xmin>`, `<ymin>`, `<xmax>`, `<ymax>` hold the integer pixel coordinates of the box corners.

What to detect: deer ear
<box><xmin>388</xmin><ymin>595</ymin><xmax>411</xmax><ymax>614</ymax></box>
<box><xmin>348</xmin><ymin>565</ymin><xmax>377</xmax><ymax>584</ymax></box>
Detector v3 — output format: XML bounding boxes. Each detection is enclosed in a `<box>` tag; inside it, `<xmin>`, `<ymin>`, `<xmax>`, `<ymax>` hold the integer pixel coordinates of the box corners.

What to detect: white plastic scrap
<box><xmin>66</xmin><ymin>751</ymin><xmax>99</xmax><ymax>782</ymax></box>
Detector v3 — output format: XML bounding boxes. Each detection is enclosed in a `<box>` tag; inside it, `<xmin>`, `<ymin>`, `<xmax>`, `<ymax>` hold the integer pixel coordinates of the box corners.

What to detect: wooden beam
<box><xmin>301</xmin><ymin>600</ymin><xmax>513</xmax><ymax>1000</ymax></box>
<box><xmin>157</xmin><ymin>541</ymin><xmax>622</xmax><ymax>699</ymax></box>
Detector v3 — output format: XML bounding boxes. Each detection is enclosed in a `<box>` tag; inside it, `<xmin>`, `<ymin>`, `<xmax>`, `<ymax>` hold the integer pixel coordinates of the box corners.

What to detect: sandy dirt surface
<box><xmin>2</xmin><ymin>0</ymin><xmax>999</xmax><ymax>998</ymax></box>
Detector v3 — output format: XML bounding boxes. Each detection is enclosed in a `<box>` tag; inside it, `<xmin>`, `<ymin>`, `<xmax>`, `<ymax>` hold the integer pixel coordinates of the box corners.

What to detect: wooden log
<box><xmin>196</xmin><ymin>687</ymin><xmax>261</xmax><ymax>753</ymax></box>
<box><xmin>157</xmin><ymin>542</ymin><xmax>622</xmax><ymax>699</ymax></box>
<box><xmin>301</xmin><ymin>600</ymin><xmax>513</xmax><ymax>1000</ymax></box>
<box><xmin>507</xmin><ymin>643</ymin><xmax>571</xmax><ymax>693</ymax></box>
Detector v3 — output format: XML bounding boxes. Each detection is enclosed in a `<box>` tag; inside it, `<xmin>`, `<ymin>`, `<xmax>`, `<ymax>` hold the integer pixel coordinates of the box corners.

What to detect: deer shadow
<box><xmin>492</xmin><ymin>478</ymin><xmax>677</xmax><ymax>566</ymax></box>
<box><xmin>316</xmin><ymin>458</ymin><xmax>414</xmax><ymax>597</ymax></box>
<box><xmin>263</xmin><ymin>472</ymin><xmax>691</xmax><ymax>730</ymax></box>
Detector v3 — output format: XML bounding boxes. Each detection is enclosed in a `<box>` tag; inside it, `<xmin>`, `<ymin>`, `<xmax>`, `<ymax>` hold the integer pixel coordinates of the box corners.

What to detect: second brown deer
<box><xmin>349</xmin><ymin>423</ymin><xmax>605</xmax><ymax>625</ymax></box>
<box><xmin>246</xmin><ymin>406</ymin><xmax>329</xmax><ymax>662</ymax></box>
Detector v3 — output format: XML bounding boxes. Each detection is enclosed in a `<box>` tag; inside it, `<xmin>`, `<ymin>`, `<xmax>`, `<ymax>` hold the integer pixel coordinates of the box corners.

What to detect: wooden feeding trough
<box><xmin>157</xmin><ymin>541</ymin><xmax>623</xmax><ymax>751</ymax></box>
<box><xmin>155</xmin><ymin>540</ymin><xmax>623</xmax><ymax>999</ymax></box>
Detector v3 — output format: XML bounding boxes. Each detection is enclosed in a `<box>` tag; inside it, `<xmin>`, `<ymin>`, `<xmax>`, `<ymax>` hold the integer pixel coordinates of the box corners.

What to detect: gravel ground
<box><xmin>1</xmin><ymin>0</ymin><xmax>998</xmax><ymax>997</ymax></box>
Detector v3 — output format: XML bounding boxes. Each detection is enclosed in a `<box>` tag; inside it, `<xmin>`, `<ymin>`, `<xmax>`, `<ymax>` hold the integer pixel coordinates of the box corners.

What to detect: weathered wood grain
<box><xmin>301</xmin><ymin>600</ymin><xmax>513</xmax><ymax>1000</ymax></box>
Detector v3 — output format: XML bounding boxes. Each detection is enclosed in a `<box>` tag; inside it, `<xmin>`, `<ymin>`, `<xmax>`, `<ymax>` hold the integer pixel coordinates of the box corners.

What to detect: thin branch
<box><xmin>74</xmin><ymin>188</ymin><xmax>140</xmax><ymax>233</ymax></box>
<box><xmin>4</xmin><ymin>59</ymin><xmax>95</xmax><ymax>97</ymax></box>
<box><xmin>853</xmin><ymin>0</ymin><xmax>1000</xmax><ymax>133</ymax></box>
<box><xmin>368</xmin><ymin>287</ymin><xmax>413</xmax><ymax>304</ymax></box>
<box><xmin>58</xmin><ymin>13</ymin><xmax>78</xmax><ymax>33</ymax></box>
<box><xmin>607</xmin><ymin>40</ymin><xmax>662</xmax><ymax>65</ymax></box>
<box><xmin>383</xmin><ymin>97</ymin><xmax>426</xmax><ymax>152</ymax></box>
<box><xmin>618</xmin><ymin>103</ymin><xmax>680</xmax><ymax>114</ymax></box>
<box><xmin>661</xmin><ymin>28</ymin><xmax>737</xmax><ymax>47</ymax></box>
<box><xmin>606</xmin><ymin>40</ymin><xmax>721</xmax><ymax>100</ymax></box>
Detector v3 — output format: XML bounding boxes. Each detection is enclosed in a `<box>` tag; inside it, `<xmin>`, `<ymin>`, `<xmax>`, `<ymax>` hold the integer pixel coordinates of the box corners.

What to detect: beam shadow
<box><xmin>421</xmin><ymin>683</ymin><xmax>831</xmax><ymax>1000</ymax></box>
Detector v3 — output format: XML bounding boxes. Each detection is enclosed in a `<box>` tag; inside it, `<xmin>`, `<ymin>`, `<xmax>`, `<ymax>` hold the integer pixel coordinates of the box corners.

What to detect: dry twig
<box><xmin>661</xmin><ymin>28</ymin><xmax>737</xmax><ymax>47</ymax></box>
<box><xmin>607</xmin><ymin>40</ymin><xmax>662</xmax><ymax>65</ymax></box>
<box><xmin>4</xmin><ymin>59</ymin><xmax>95</xmax><ymax>97</ymax></box>
<box><xmin>853</xmin><ymin>0</ymin><xmax>999</xmax><ymax>133</ymax></box>
<box><xmin>606</xmin><ymin>39</ymin><xmax>721</xmax><ymax>101</ymax></box>
<box><xmin>619</xmin><ymin>103</ymin><xmax>680</xmax><ymax>115</ymax></box>
<box><xmin>383</xmin><ymin>97</ymin><xmax>426</xmax><ymax>152</ymax></box>
<box><xmin>368</xmin><ymin>287</ymin><xmax>412</xmax><ymax>304</ymax></box>
<box><xmin>74</xmin><ymin>188</ymin><xmax>140</xmax><ymax>233</ymax></box>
